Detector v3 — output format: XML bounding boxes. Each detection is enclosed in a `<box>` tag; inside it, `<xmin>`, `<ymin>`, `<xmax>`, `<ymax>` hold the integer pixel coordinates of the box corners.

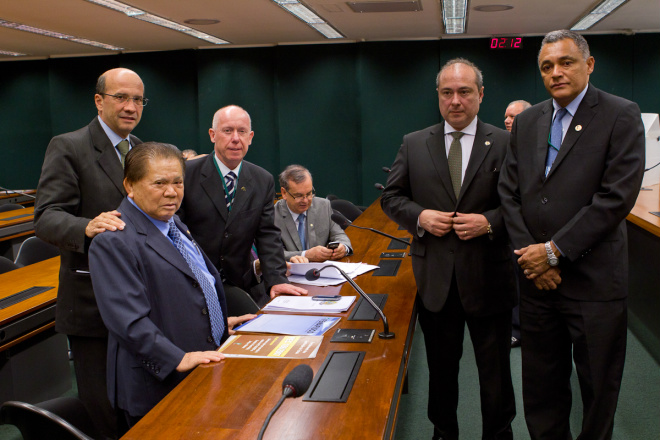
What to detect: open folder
<box><xmin>287</xmin><ymin>261</ymin><xmax>379</xmax><ymax>286</ymax></box>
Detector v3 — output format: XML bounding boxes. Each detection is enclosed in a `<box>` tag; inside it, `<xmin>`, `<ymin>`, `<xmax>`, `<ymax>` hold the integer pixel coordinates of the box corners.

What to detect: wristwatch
<box><xmin>545</xmin><ymin>241</ymin><xmax>559</xmax><ymax>266</ymax></box>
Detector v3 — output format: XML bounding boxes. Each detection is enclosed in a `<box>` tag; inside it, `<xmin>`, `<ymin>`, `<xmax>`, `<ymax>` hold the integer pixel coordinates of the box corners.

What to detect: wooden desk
<box><xmin>123</xmin><ymin>199</ymin><xmax>417</xmax><ymax>439</ymax></box>
<box><xmin>0</xmin><ymin>257</ymin><xmax>71</xmax><ymax>403</ymax></box>
<box><xmin>626</xmin><ymin>184</ymin><xmax>660</xmax><ymax>362</ymax></box>
<box><xmin>0</xmin><ymin>206</ymin><xmax>35</xmax><ymax>242</ymax></box>
<box><xmin>0</xmin><ymin>190</ymin><xmax>36</xmax><ymax>207</ymax></box>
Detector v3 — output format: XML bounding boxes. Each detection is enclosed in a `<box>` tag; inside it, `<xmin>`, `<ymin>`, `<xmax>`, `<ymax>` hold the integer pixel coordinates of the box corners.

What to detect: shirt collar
<box><xmin>127</xmin><ymin>197</ymin><xmax>170</xmax><ymax>237</ymax></box>
<box><xmin>98</xmin><ymin>116</ymin><xmax>128</xmax><ymax>147</ymax></box>
<box><xmin>553</xmin><ymin>84</ymin><xmax>589</xmax><ymax>117</ymax></box>
<box><xmin>214</xmin><ymin>154</ymin><xmax>242</xmax><ymax>178</ymax></box>
<box><xmin>444</xmin><ymin>116</ymin><xmax>478</xmax><ymax>136</ymax></box>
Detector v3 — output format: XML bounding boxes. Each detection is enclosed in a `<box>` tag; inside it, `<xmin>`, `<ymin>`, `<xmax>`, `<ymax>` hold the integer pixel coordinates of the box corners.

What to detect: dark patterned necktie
<box><xmin>225</xmin><ymin>171</ymin><xmax>237</xmax><ymax>209</ymax></box>
<box><xmin>167</xmin><ymin>221</ymin><xmax>224</xmax><ymax>345</ymax></box>
<box><xmin>448</xmin><ymin>132</ymin><xmax>464</xmax><ymax>198</ymax></box>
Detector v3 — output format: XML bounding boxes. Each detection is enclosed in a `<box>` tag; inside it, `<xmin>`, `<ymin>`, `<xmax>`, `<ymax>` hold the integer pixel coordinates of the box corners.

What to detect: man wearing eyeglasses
<box><xmin>274</xmin><ymin>164</ymin><xmax>351</xmax><ymax>262</ymax></box>
<box><xmin>34</xmin><ymin>67</ymin><xmax>147</xmax><ymax>439</ymax></box>
<box><xmin>178</xmin><ymin>105</ymin><xmax>307</xmax><ymax>303</ymax></box>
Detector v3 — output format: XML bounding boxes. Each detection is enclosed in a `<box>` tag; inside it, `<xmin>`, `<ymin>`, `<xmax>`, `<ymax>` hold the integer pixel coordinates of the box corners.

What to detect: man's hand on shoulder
<box><xmin>85</xmin><ymin>210</ymin><xmax>125</xmax><ymax>238</ymax></box>
<box><xmin>270</xmin><ymin>283</ymin><xmax>308</xmax><ymax>299</ymax></box>
<box><xmin>419</xmin><ymin>209</ymin><xmax>454</xmax><ymax>237</ymax></box>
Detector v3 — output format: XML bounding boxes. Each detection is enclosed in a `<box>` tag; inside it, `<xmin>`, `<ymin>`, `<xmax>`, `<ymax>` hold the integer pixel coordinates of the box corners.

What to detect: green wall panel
<box><xmin>633</xmin><ymin>34</ymin><xmax>660</xmax><ymax>114</ymax></box>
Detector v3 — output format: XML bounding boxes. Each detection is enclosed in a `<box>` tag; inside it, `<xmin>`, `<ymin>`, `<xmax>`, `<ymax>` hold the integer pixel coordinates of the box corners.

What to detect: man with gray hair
<box><xmin>274</xmin><ymin>164</ymin><xmax>351</xmax><ymax>262</ymax></box>
<box><xmin>499</xmin><ymin>30</ymin><xmax>645</xmax><ymax>439</ymax></box>
<box><xmin>382</xmin><ymin>58</ymin><xmax>516</xmax><ymax>440</ymax></box>
<box><xmin>504</xmin><ymin>100</ymin><xmax>532</xmax><ymax>132</ymax></box>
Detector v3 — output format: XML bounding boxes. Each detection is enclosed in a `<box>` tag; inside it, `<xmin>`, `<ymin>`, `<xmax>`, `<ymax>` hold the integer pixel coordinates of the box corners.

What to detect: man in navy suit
<box><xmin>499</xmin><ymin>30</ymin><xmax>645</xmax><ymax>439</ymax></box>
<box><xmin>382</xmin><ymin>59</ymin><xmax>516</xmax><ymax>440</ymax></box>
<box><xmin>89</xmin><ymin>142</ymin><xmax>252</xmax><ymax>432</ymax></box>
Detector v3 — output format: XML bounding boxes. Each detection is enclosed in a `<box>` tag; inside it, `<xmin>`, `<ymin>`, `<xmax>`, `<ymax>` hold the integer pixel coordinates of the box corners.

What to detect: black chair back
<box><xmin>330</xmin><ymin>199</ymin><xmax>364</xmax><ymax>222</ymax></box>
<box><xmin>224</xmin><ymin>285</ymin><xmax>260</xmax><ymax>316</ymax></box>
<box><xmin>0</xmin><ymin>203</ymin><xmax>25</xmax><ymax>212</ymax></box>
<box><xmin>0</xmin><ymin>256</ymin><xmax>19</xmax><ymax>274</ymax></box>
<box><xmin>14</xmin><ymin>236</ymin><xmax>61</xmax><ymax>267</ymax></box>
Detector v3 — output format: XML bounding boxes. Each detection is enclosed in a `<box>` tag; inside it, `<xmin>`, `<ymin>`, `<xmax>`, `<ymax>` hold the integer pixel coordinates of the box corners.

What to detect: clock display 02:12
<box><xmin>490</xmin><ymin>37</ymin><xmax>523</xmax><ymax>49</ymax></box>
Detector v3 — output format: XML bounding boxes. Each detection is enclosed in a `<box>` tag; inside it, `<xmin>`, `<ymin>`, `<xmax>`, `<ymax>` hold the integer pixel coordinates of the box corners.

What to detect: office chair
<box><xmin>13</xmin><ymin>236</ymin><xmax>61</xmax><ymax>267</ymax></box>
<box><xmin>0</xmin><ymin>397</ymin><xmax>99</xmax><ymax>440</ymax></box>
<box><xmin>224</xmin><ymin>285</ymin><xmax>260</xmax><ymax>316</ymax></box>
<box><xmin>330</xmin><ymin>199</ymin><xmax>364</xmax><ymax>222</ymax></box>
<box><xmin>325</xmin><ymin>194</ymin><xmax>339</xmax><ymax>201</ymax></box>
<box><xmin>0</xmin><ymin>256</ymin><xmax>20</xmax><ymax>274</ymax></box>
<box><xmin>0</xmin><ymin>203</ymin><xmax>25</xmax><ymax>212</ymax></box>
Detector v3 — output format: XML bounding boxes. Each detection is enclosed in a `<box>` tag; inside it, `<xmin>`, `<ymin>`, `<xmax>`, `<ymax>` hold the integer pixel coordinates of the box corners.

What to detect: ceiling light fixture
<box><xmin>571</xmin><ymin>0</ymin><xmax>628</xmax><ymax>31</ymax></box>
<box><xmin>271</xmin><ymin>0</ymin><xmax>344</xmax><ymax>39</ymax></box>
<box><xmin>85</xmin><ymin>0</ymin><xmax>230</xmax><ymax>44</ymax></box>
<box><xmin>0</xmin><ymin>19</ymin><xmax>123</xmax><ymax>50</ymax></box>
<box><xmin>0</xmin><ymin>49</ymin><xmax>27</xmax><ymax>56</ymax></box>
<box><xmin>441</xmin><ymin>0</ymin><xmax>469</xmax><ymax>34</ymax></box>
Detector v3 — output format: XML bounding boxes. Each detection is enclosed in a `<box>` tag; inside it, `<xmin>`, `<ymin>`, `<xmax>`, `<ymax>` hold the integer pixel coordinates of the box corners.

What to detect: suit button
<box><xmin>207</xmin><ymin>336</ymin><xmax>213</xmax><ymax>343</ymax></box>
<box><xmin>202</xmin><ymin>308</ymin><xmax>208</xmax><ymax>315</ymax></box>
<box><xmin>542</xmin><ymin>197</ymin><xmax>548</xmax><ymax>204</ymax></box>
<box><xmin>224</xmin><ymin>232</ymin><xmax>229</xmax><ymax>238</ymax></box>
<box><xmin>155</xmin><ymin>369</ymin><xmax>160</xmax><ymax>374</ymax></box>
<box><xmin>541</xmin><ymin>231</ymin><xmax>547</xmax><ymax>236</ymax></box>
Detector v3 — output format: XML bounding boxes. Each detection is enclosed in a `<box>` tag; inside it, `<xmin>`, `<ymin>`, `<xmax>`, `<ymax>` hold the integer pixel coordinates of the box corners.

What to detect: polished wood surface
<box><xmin>123</xmin><ymin>198</ymin><xmax>417</xmax><ymax>440</ymax></box>
<box><xmin>0</xmin><ymin>206</ymin><xmax>35</xmax><ymax>241</ymax></box>
<box><xmin>627</xmin><ymin>184</ymin><xmax>660</xmax><ymax>237</ymax></box>
<box><xmin>0</xmin><ymin>257</ymin><xmax>59</xmax><ymax>328</ymax></box>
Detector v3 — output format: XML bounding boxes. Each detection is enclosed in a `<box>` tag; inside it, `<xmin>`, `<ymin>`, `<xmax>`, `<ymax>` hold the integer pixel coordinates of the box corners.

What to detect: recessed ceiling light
<box><xmin>0</xmin><ymin>19</ymin><xmax>123</xmax><ymax>50</ymax></box>
<box><xmin>86</xmin><ymin>0</ymin><xmax>229</xmax><ymax>44</ymax></box>
<box><xmin>571</xmin><ymin>0</ymin><xmax>628</xmax><ymax>30</ymax></box>
<box><xmin>184</xmin><ymin>19</ymin><xmax>220</xmax><ymax>26</ymax></box>
<box><xmin>441</xmin><ymin>0</ymin><xmax>469</xmax><ymax>34</ymax></box>
<box><xmin>473</xmin><ymin>5</ymin><xmax>513</xmax><ymax>12</ymax></box>
<box><xmin>272</xmin><ymin>0</ymin><xmax>344</xmax><ymax>39</ymax></box>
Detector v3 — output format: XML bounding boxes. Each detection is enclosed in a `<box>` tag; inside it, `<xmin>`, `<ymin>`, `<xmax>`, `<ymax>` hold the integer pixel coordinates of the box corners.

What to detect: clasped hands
<box><xmin>419</xmin><ymin>209</ymin><xmax>488</xmax><ymax>241</ymax></box>
<box><xmin>515</xmin><ymin>243</ymin><xmax>562</xmax><ymax>291</ymax></box>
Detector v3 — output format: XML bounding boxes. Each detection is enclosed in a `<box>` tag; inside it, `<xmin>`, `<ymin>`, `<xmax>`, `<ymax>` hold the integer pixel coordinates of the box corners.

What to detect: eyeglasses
<box><xmin>284</xmin><ymin>187</ymin><xmax>316</xmax><ymax>201</ymax></box>
<box><xmin>101</xmin><ymin>93</ymin><xmax>149</xmax><ymax>107</ymax></box>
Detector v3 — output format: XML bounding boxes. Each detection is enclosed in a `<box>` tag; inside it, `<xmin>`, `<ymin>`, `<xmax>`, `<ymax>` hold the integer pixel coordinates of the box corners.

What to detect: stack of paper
<box><xmin>263</xmin><ymin>296</ymin><xmax>356</xmax><ymax>314</ymax></box>
<box><xmin>232</xmin><ymin>314</ymin><xmax>340</xmax><ymax>336</ymax></box>
<box><xmin>287</xmin><ymin>262</ymin><xmax>379</xmax><ymax>286</ymax></box>
<box><xmin>218</xmin><ymin>334</ymin><xmax>322</xmax><ymax>359</ymax></box>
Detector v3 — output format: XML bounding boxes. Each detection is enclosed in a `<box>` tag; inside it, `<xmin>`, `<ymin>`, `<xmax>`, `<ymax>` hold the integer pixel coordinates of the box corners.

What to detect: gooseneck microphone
<box><xmin>374</xmin><ymin>183</ymin><xmax>385</xmax><ymax>191</ymax></box>
<box><xmin>331</xmin><ymin>211</ymin><xmax>410</xmax><ymax>247</ymax></box>
<box><xmin>257</xmin><ymin>364</ymin><xmax>314</xmax><ymax>440</ymax></box>
<box><xmin>305</xmin><ymin>266</ymin><xmax>395</xmax><ymax>339</ymax></box>
<box><xmin>382</xmin><ymin>166</ymin><xmax>391</xmax><ymax>173</ymax></box>
<box><xmin>0</xmin><ymin>185</ymin><xmax>36</xmax><ymax>199</ymax></box>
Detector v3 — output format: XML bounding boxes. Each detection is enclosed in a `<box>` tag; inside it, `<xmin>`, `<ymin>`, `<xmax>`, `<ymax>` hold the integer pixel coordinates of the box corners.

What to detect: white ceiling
<box><xmin>0</xmin><ymin>0</ymin><xmax>657</xmax><ymax>61</ymax></box>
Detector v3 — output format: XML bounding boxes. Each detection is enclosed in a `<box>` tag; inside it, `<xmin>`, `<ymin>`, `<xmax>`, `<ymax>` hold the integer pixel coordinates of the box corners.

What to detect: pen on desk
<box><xmin>312</xmin><ymin>295</ymin><xmax>342</xmax><ymax>301</ymax></box>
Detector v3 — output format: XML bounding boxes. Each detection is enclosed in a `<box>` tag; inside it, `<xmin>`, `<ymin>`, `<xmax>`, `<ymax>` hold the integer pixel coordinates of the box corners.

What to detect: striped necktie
<box><xmin>225</xmin><ymin>171</ymin><xmax>237</xmax><ymax>209</ymax></box>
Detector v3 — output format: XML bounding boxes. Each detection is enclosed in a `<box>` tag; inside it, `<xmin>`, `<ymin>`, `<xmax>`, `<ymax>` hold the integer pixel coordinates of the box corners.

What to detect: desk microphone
<box><xmin>331</xmin><ymin>211</ymin><xmax>410</xmax><ymax>247</ymax></box>
<box><xmin>305</xmin><ymin>266</ymin><xmax>395</xmax><ymax>339</ymax></box>
<box><xmin>0</xmin><ymin>186</ymin><xmax>36</xmax><ymax>199</ymax></box>
<box><xmin>382</xmin><ymin>166</ymin><xmax>391</xmax><ymax>173</ymax></box>
<box><xmin>374</xmin><ymin>183</ymin><xmax>385</xmax><ymax>191</ymax></box>
<box><xmin>257</xmin><ymin>364</ymin><xmax>314</xmax><ymax>440</ymax></box>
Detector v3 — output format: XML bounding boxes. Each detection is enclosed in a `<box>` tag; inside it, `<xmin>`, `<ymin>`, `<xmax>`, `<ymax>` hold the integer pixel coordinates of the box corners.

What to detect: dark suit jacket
<box><xmin>89</xmin><ymin>198</ymin><xmax>229</xmax><ymax>417</ymax></box>
<box><xmin>498</xmin><ymin>85</ymin><xmax>645</xmax><ymax>301</ymax></box>
<box><xmin>381</xmin><ymin>119</ymin><xmax>515</xmax><ymax>316</ymax></box>
<box><xmin>274</xmin><ymin>197</ymin><xmax>352</xmax><ymax>260</ymax></box>
<box><xmin>34</xmin><ymin>117</ymin><xmax>141</xmax><ymax>337</ymax></box>
<box><xmin>178</xmin><ymin>155</ymin><xmax>288</xmax><ymax>292</ymax></box>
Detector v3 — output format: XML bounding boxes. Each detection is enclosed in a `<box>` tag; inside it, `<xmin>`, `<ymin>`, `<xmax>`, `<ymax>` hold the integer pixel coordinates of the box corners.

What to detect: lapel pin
<box><xmin>575</xmin><ymin>125</ymin><xmax>582</xmax><ymax>131</ymax></box>
<box><xmin>310</xmin><ymin>223</ymin><xmax>314</xmax><ymax>228</ymax></box>
<box><xmin>485</xmin><ymin>141</ymin><xmax>491</xmax><ymax>146</ymax></box>
<box><xmin>241</xmin><ymin>187</ymin><xmax>246</xmax><ymax>191</ymax></box>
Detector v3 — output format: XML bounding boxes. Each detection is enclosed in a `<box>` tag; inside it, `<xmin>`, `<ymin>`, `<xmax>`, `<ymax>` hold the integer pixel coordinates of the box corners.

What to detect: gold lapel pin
<box><xmin>485</xmin><ymin>141</ymin><xmax>491</xmax><ymax>146</ymax></box>
<box><xmin>241</xmin><ymin>187</ymin><xmax>246</xmax><ymax>191</ymax></box>
<box><xmin>575</xmin><ymin>125</ymin><xmax>582</xmax><ymax>131</ymax></box>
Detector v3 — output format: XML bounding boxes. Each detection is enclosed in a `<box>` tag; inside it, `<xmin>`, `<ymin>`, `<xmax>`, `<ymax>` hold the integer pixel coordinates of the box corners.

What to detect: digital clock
<box><xmin>490</xmin><ymin>37</ymin><xmax>523</xmax><ymax>49</ymax></box>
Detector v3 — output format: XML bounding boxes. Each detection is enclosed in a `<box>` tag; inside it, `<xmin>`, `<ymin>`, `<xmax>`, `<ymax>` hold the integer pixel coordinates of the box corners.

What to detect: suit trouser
<box><xmin>68</xmin><ymin>335</ymin><xmax>118</xmax><ymax>440</ymax></box>
<box><xmin>520</xmin><ymin>289</ymin><xmax>627</xmax><ymax>440</ymax></box>
<box><xmin>417</xmin><ymin>276</ymin><xmax>516</xmax><ymax>440</ymax></box>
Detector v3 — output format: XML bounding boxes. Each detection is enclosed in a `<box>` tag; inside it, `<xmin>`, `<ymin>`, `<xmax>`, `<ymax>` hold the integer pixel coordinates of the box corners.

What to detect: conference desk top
<box><xmin>0</xmin><ymin>257</ymin><xmax>60</xmax><ymax>352</ymax></box>
<box><xmin>123</xmin><ymin>199</ymin><xmax>417</xmax><ymax>440</ymax></box>
<box><xmin>0</xmin><ymin>190</ymin><xmax>36</xmax><ymax>206</ymax></box>
<box><xmin>627</xmin><ymin>184</ymin><xmax>660</xmax><ymax>237</ymax></box>
<box><xmin>0</xmin><ymin>206</ymin><xmax>35</xmax><ymax>241</ymax></box>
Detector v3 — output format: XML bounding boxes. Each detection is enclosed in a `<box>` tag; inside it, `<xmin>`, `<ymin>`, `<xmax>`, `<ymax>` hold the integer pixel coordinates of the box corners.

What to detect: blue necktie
<box><xmin>225</xmin><ymin>171</ymin><xmax>237</xmax><ymax>209</ymax></box>
<box><xmin>298</xmin><ymin>213</ymin><xmax>307</xmax><ymax>251</ymax></box>
<box><xmin>546</xmin><ymin>107</ymin><xmax>568</xmax><ymax>176</ymax></box>
<box><xmin>167</xmin><ymin>221</ymin><xmax>225</xmax><ymax>346</ymax></box>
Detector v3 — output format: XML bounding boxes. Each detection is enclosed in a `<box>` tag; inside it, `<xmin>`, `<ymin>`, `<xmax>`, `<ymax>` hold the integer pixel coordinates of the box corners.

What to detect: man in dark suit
<box><xmin>274</xmin><ymin>164</ymin><xmax>352</xmax><ymax>262</ymax></box>
<box><xmin>34</xmin><ymin>68</ymin><xmax>146</xmax><ymax>439</ymax></box>
<box><xmin>498</xmin><ymin>30</ymin><xmax>645</xmax><ymax>440</ymax></box>
<box><xmin>382</xmin><ymin>59</ymin><xmax>516</xmax><ymax>440</ymax></box>
<box><xmin>178</xmin><ymin>105</ymin><xmax>306</xmax><ymax>301</ymax></box>
<box><xmin>88</xmin><ymin>142</ymin><xmax>251</xmax><ymax>432</ymax></box>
